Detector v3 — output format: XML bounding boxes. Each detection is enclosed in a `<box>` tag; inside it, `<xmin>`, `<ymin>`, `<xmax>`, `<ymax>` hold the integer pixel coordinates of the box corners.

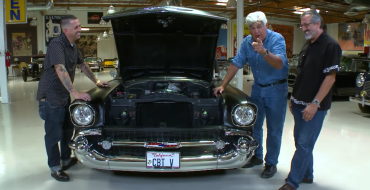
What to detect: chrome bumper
<box><xmin>69</xmin><ymin>129</ymin><xmax>258</xmax><ymax>172</ymax></box>
<box><xmin>349</xmin><ymin>96</ymin><xmax>370</xmax><ymax>106</ymax></box>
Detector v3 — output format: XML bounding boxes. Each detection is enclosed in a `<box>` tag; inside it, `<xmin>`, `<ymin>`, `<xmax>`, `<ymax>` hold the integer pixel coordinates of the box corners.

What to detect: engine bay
<box><xmin>111</xmin><ymin>80</ymin><xmax>214</xmax><ymax>99</ymax></box>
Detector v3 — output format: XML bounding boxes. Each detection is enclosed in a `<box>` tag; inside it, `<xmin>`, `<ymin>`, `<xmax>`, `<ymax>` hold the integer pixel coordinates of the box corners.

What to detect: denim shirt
<box><xmin>232</xmin><ymin>29</ymin><xmax>289</xmax><ymax>85</ymax></box>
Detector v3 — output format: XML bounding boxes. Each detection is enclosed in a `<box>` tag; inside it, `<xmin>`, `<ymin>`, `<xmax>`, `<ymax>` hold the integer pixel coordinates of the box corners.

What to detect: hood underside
<box><xmin>103</xmin><ymin>6</ymin><xmax>228</xmax><ymax>81</ymax></box>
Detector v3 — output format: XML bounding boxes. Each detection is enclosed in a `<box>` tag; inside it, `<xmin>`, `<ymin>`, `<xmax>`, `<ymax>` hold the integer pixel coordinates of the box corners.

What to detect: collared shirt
<box><xmin>36</xmin><ymin>33</ymin><xmax>84</xmax><ymax>107</ymax></box>
<box><xmin>291</xmin><ymin>31</ymin><xmax>342</xmax><ymax>111</ymax></box>
<box><xmin>232</xmin><ymin>29</ymin><xmax>289</xmax><ymax>85</ymax></box>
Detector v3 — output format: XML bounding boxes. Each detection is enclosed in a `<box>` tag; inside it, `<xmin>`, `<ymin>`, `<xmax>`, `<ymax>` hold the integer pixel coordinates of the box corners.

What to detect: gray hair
<box><xmin>61</xmin><ymin>14</ymin><xmax>78</xmax><ymax>29</ymax></box>
<box><xmin>246</xmin><ymin>11</ymin><xmax>267</xmax><ymax>28</ymax></box>
<box><xmin>301</xmin><ymin>10</ymin><xmax>324</xmax><ymax>29</ymax></box>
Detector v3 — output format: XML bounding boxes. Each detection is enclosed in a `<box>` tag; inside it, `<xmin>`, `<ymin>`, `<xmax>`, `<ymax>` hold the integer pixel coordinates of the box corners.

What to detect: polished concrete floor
<box><xmin>0</xmin><ymin>69</ymin><xmax>369</xmax><ymax>190</ymax></box>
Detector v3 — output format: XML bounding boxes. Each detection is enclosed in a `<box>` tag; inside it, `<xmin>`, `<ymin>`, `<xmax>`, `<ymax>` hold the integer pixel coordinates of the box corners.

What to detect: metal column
<box><xmin>0</xmin><ymin>0</ymin><xmax>10</xmax><ymax>104</ymax></box>
<box><xmin>236</xmin><ymin>0</ymin><xmax>244</xmax><ymax>90</ymax></box>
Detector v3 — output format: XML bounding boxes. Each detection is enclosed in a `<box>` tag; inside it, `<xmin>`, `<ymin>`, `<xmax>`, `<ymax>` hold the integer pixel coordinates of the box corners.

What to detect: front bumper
<box><xmin>349</xmin><ymin>96</ymin><xmax>370</xmax><ymax>106</ymax></box>
<box><xmin>69</xmin><ymin>128</ymin><xmax>258</xmax><ymax>172</ymax></box>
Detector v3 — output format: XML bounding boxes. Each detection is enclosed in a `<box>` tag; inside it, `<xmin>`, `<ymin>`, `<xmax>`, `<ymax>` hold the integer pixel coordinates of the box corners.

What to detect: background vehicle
<box><xmin>21</xmin><ymin>54</ymin><xmax>45</xmax><ymax>82</ymax></box>
<box><xmin>85</xmin><ymin>57</ymin><xmax>104</xmax><ymax>72</ymax></box>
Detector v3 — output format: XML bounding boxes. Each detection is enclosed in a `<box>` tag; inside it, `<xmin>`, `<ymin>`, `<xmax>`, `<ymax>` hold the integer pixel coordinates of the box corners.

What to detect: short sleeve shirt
<box><xmin>291</xmin><ymin>31</ymin><xmax>342</xmax><ymax>110</ymax></box>
<box><xmin>36</xmin><ymin>33</ymin><xmax>84</xmax><ymax>107</ymax></box>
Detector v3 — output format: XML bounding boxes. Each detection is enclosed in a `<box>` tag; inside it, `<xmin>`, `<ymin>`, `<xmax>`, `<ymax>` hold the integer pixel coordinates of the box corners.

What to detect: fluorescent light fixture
<box><xmin>293</xmin><ymin>8</ymin><xmax>320</xmax><ymax>14</ymax></box>
<box><xmin>218</xmin><ymin>0</ymin><xmax>228</xmax><ymax>2</ymax></box>
<box><xmin>217</xmin><ymin>3</ymin><xmax>227</xmax><ymax>5</ymax></box>
<box><xmin>81</xmin><ymin>28</ymin><xmax>89</xmax><ymax>31</ymax></box>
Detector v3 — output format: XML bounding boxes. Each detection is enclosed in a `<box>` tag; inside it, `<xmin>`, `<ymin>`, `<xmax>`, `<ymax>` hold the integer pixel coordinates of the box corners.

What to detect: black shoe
<box><xmin>285</xmin><ymin>177</ymin><xmax>313</xmax><ymax>184</ymax></box>
<box><xmin>261</xmin><ymin>165</ymin><xmax>277</xmax><ymax>178</ymax></box>
<box><xmin>242</xmin><ymin>156</ymin><xmax>263</xmax><ymax>168</ymax></box>
<box><xmin>62</xmin><ymin>157</ymin><xmax>78</xmax><ymax>171</ymax></box>
<box><xmin>51</xmin><ymin>170</ymin><xmax>70</xmax><ymax>182</ymax></box>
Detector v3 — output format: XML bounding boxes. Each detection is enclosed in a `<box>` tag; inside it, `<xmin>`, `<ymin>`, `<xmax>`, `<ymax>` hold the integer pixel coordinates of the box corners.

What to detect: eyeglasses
<box><xmin>299</xmin><ymin>23</ymin><xmax>312</xmax><ymax>28</ymax></box>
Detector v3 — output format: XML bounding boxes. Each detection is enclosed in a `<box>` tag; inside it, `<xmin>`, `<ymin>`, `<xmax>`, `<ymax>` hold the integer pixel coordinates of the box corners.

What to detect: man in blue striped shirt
<box><xmin>214</xmin><ymin>11</ymin><xmax>289</xmax><ymax>178</ymax></box>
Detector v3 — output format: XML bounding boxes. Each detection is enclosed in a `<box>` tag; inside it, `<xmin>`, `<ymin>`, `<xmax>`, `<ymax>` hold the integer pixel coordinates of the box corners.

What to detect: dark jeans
<box><xmin>39</xmin><ymin>100</ymin><xmax>74</xmax><ymax>168</ymax></box>
<box><xmin>286</xmin><ymin>103</ymin><xmax>328</xmax><ymax>189</ymax></box>
<box><xmin>251</xmin><ymin>82</ymin><xmax>288</xmax><ymax>166</ymax></box>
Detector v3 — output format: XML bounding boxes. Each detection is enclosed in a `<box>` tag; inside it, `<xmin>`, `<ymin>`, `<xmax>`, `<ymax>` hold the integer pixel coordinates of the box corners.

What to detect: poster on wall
<box><xmin>45</xmin><ymin>15</ymin><xmax>64</xmax><ymax>46</ymax></box>
<box><xmin>88</xmin><ymin>12</ymin><xmax>103</xmax><ymax>24</ymax></box>
<box><xmin>232</xmin><ymin>23</ymin><xmax>250</xmax><ymax>56</ymax></box>
<box><xmin>365</xmin><ymin>24</ymin><xmax>370</xmax><ymax>46</ymax></box>
<box><xmin>270</xmin><ymin>24</ymin><xmax>294</xmax><ymax>58</ymax></box>
<box><xmin>76</xmin><ymin>35</ymin><xmax>97</xmax><ymax>58</ymax></box>
<box><xmin>216</xmin><ymin>28</ymin><xmax>227</xmax><ymax>60</ymax></box>
<box><xmin>12</xmin><ymin>33</ymin><xmax>32</xmax><ymax>56</ymax></box>
<box><xmin>338</xmin><ymin>22</ymin><xmax>365</xmax><ymax>51</ymax></box>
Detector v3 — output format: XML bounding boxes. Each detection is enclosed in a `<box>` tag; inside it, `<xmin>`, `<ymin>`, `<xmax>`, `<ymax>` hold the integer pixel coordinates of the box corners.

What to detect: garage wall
<box><xmin>29</xmin><ymin>10</ymin><xmax>117</xmax><ymax>59</ymax></box>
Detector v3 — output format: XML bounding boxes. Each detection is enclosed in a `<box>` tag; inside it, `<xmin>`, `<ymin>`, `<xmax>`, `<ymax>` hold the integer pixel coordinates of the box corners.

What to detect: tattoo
<box><xmin>55</xmin><ymin>64</ymin><xmax>75</xmax><ymax>93</ymax></box>
<box><xmin>81</xmin><ymin>62</ymin><xmax>97</xmax><ymax>83</ymax></box>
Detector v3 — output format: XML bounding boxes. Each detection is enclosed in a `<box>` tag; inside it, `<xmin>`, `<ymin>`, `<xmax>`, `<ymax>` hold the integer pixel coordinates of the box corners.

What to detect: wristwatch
<box><xmin>263</xmin><ymin>49</ymin><xmax>269</xmax><ymax>57</ymax></box>
<box><xmin>95</xmin><ymin>79</ymin><xmax>101</xmax><ymax>85</ymax></box>
<box><xmin>312</xmin><ymin>99</ymin><xmax>320</xmax><ymax>106</ymax></box>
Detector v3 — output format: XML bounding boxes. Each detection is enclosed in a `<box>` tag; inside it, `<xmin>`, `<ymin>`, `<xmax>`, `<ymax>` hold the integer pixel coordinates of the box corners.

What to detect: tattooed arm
<box><xmin>80</xmin><ymin>62</ymin><xmax>98</xmax><ymax>83</ymax></box>
<box><xmin>80</xmin><ymin>62</ymin><xmax>111</xmax><ymax>87</ymax></box>
<box><xmin>55</xmin><ymin>64</ymin><xmax>91</xmax><ymax>101</ymax></box>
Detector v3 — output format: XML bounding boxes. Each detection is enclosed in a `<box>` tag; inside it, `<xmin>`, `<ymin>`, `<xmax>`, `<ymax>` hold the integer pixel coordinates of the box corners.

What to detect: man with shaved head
<box><xmin>37</xmin><ymin>14</ymin><xmax>110</xmax><ymax>181</ymax></box>
<box><xmin>214</xmin><ymin>11</ymin><xmax>289</xmax><ymax>178</ymax></box>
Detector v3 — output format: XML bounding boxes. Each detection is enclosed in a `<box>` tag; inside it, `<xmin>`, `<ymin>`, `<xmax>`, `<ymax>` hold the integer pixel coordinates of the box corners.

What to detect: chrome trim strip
<box><xmin>225</xmin><ymin>129</ymin><xmax>250</xmax><ymax>136</ymax></box>
<box><xmin>72</xmin><ymin>129</ymin><xmax>102</xmax><ymax>142</ymax></box>
<box><xmin>109</xmin><ymin>141</ymin><xmax>216</xmax><ymax>148</ymax></box>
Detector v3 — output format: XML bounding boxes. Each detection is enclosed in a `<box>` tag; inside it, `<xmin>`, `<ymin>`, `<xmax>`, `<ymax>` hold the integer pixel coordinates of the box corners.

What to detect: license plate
<box><xmin>146</xmin><ymin>152</ymin><xmax>180</xmax><ymax>169</ymax></box>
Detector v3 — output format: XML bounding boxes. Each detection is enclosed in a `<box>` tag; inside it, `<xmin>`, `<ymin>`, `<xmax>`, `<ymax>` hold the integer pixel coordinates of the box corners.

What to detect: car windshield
<box><xmin>349</xmin><ymin>60</ymin><xmax>370</xmax><ymax>72</ymax></box>
<box><xmin>85</xmin><ymin>58</ymin><xmax>98</xmax><ymax>62</ymax></box>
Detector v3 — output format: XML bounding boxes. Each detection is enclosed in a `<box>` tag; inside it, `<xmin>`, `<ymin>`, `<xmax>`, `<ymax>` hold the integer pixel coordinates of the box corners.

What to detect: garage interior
<box><xmin>0</xmin><ymin>0</ymin><xmax>370</xmax><ymax>190</ymax></box>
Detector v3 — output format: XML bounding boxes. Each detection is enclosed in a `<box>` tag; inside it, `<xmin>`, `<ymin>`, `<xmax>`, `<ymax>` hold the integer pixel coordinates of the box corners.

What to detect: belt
<box><xmin>257</xmin><ymin>79</ymin><xmax>287</xmax><ymax>87</ymax></box>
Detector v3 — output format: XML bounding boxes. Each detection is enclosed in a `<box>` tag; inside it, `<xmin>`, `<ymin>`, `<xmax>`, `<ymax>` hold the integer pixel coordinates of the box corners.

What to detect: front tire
<box><xmin>22</xmin><ymin>70</ymin><xmax>28</xmax><ymax>82</ymax></box>
<box><xmin>358</xmin><ymin>104</ymin><xmax>370</xmax><ymax>113</ymax></box>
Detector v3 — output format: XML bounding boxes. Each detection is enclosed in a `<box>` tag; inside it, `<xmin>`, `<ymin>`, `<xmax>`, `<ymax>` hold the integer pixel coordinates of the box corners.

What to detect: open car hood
<box><xmin>103</xmin><ymin>6</ymin><xmax>228</xmax><ymax>81</ymax></box>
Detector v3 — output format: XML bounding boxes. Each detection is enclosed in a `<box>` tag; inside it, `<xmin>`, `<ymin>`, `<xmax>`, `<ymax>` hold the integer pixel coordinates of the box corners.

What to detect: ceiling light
<box><xmin>226</xmin><ymin>0</ymin><xmax>236</xmax><ymax>9</ymax></box>
<box><xmin>103</xmin><ymin>31</ymin><xmax>108</xmax><ymax>38</ymax></box>
<box><xmin>81</xmin><ymin>28</ymin><xmax>89</xmax><ymax>31</ymax></box>
<box><xmin>107</xmin><ymin>5</ymin><xmax>116</xmax><ymax>14</ymax></box>
<box><xmin>217</xmin><ymin>3</ymin><xmax>227</xmax><ymax>6</ymax></box>
<box><xmin>221</xmin><ymin>23</ymin><xmax>227</xmax><ymax>29</ymax></box>
<box><xmin>99</xmin><ymin>18</ymin><xmax>107</xmax><ymax>25</ymax></box>
<box><xmin>30</xmin><ymin>17</ymin><xmax>37</xmax><ymax>26</ymax></box>
<box><xmin>346</xmin><ymin>25</ymin><xmax>352</xmax><ymax>33</ymax></box>
<box><xmin>108</xmin><ymin>28</ymin><xmax>113</xmax><ymax>35</ymax></box>
<box><xmin>218</xmin><ymin>0</ymin><xmax>228</xmax><ymax>2</ymax></box>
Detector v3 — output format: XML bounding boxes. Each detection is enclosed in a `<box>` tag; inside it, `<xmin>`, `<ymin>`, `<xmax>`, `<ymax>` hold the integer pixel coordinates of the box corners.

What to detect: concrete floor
<box><xmin>0</xmin><ymin>69</ymin><xmax>369</xmax><ymax>190</ymax></box>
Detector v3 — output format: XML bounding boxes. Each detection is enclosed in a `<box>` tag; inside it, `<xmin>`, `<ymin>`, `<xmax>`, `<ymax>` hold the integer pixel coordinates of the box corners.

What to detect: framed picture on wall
<box><xmin>88</xmin><ymin>12</ymin><xmax>103</xmax><ymax>24</ymax></box>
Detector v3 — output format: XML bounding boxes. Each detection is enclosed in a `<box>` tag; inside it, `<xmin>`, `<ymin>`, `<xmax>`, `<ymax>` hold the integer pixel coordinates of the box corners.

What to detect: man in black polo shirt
<box><xmin>279</xmin><ymin>10</ymin><xmax>341</xmax><ymax>190</ymax></box>
<box><xmin>37</xmin><ymin>15</ymin><xmax>110</xmax><ymax>182</ymax></box>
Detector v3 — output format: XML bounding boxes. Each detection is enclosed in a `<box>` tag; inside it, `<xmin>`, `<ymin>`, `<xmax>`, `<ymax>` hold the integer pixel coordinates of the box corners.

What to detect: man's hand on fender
<box><xmin>72</xmin><ymin>92</ymin><xmax>91</xmax><ymax>101</ymax></box>
<box><xmin>97</xmin><ymin>81</ymin><xmax>111</xmax><ymax>88</ymax></box>
<box><xmin>213</xmin><ymin>86</ymin><xmax>225</xmax><ymax>97</ymax></box>
<box><xmin>252</xmin><ymin>38</ymin><xmax>266</xmax><ymax>55</ymax></box>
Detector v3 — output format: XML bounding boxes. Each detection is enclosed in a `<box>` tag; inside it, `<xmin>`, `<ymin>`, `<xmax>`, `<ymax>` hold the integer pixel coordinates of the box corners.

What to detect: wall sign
<box><xmin>5</xmin><ymin>0</ymin><xmax>27</xmax><ymax>24</ymax></box>
<box><xmin>44</xmin><ymin>15</ymin><xmax>64</xmax><ymax>46</ymax></box>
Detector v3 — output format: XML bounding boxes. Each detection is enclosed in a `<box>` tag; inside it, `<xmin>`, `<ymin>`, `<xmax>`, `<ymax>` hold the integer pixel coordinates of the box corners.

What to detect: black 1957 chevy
<box><xmin>68</xmin><ymin>6</ymin><xmax>259</xmax><ymax>172</ymax></box>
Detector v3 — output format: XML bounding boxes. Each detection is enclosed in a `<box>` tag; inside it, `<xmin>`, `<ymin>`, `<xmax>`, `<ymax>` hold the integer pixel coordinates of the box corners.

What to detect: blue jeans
<box><xmin>39</xmin><ymin>100</ymin><xmax>74</xmax><ymax>169</ymax></box>
<box><xmin>251</xmin><ymin>82</ymin><xmax>288</xmax><ymax>166</ymax></box>
<box><xmin>286</xmin><ymin>103</ymin><xmax>327</xmax><ymax>189</ymax></box>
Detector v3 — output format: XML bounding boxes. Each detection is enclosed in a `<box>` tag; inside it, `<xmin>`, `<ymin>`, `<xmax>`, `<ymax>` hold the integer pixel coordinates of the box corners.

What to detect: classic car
<box><xmin>288</xmin><ymin>54</ymin><xmax>370</xmax><ymax>96</ymax></box>
<box><xmin>103</xmin><ymin>58</ymin><xmax>117</xmax><ymax>68</ymax></box>
<box><xmin>287</xmin><ymin>56</ymin><xmax>299</xmax><ymax>93</ymax></box>
<box><xmin>85</xmin><ymin>57</ymin><xmax>104</xmax><ymax>72</ymax></box>
<box><xmin>216</xmin><ymin>45</ymin><xmax>227</xmax><ymax>60</ymax></box>
<box><xmin>349</xmin><ymin>71</ymin><xmax>370</xmax><ymax>113</ymax></box>
<box><xmin>68</xmin><ymin>6</ymin><xmax>259</xmax><ymax>172</ymax></box>
<box><xmin>20</xmin><ymin>54</ymin><xmax>45</xmax><ymax>82</ymax></box>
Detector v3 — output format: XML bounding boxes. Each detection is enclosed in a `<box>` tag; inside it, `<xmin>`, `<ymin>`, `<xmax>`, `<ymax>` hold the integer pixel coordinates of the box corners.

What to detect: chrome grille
<box><xmin>105</xmin><ymin>129</ymin><xmax>223</xmax><ymax>142</ymax></box>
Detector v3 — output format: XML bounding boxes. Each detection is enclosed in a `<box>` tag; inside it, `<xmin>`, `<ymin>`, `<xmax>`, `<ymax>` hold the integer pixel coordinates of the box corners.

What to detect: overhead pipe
<box><xmin>27</xmin><ymin>0</ymin><xmax>54</xmax><ymax>11</ymax></box>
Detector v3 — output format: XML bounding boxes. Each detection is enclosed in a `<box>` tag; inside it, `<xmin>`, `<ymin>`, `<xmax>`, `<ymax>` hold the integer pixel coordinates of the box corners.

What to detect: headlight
<box><xmin>356</xmin><ymin>74</ymin><xmax>365</xmax><ymax>87</ymax></box>
<box><xmin>232</xmin><ymin>104</ymin><xmax>256</xmax><ymax>126</ymax></box>
<box><xmin>72</xmin><ymin>105</ymin><xmax>94</xmax><ymax>126</ymax></box>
